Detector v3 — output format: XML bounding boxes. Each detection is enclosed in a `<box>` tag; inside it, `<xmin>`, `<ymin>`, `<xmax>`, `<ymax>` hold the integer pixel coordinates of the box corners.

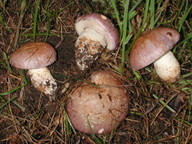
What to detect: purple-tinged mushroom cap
<box><xmin>130</xmin><ymin>27</ymin><xmax>180</xmax><ymax>70</ymax></box>
<box><xmin>66</xmin><ymin>71</ymin><xmax>129</xmax><ymax>134</ymax></box>
<box><xmin>129</xmin><ymin>27</ymin><xmax>181</xmax><ymax>82</ymax></box>
<box><xmin>9</xmin><ymin>42</ymin><xmax>57</xmax><ymax>96</ymax></box>
<box><xmin>10</xmin><ymin>42</ymin><xmax>56</xmax><ymax>70</ymax></box>
<box><xmin>75</xmin><ymin>13</ymin><xmax>119</xmax><ymax>70</ymax></box>
<box><xmin>75</xmin><ymin>13</ymin><xmax>119</xmax><ymax>50</ymax></box>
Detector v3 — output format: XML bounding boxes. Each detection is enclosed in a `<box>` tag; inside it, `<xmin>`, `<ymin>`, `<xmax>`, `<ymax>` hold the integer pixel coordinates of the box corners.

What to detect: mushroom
<box><xmin>130</xmin><ymin>27</ymin><xmax>180</xmax><ymax>82</ymax></box>
<box><xmin>66</xmin><ymin>71</ymin><xmax>129</xmax><ymax>134</ymax></box>
<box><xmin>9</xmin><ymin>42</ymin><xmax>57</xmax><ymax>95</ymax></box>
<box><xmin>75</xmin><ymin>13</ymin><xmax>119</xmax><ymax>70</ymax></box>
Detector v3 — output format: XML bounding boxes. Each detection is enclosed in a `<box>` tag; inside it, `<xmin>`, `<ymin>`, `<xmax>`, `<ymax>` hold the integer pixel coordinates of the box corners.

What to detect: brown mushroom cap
<box><xmin>10</xmin><ymin>42</ymin><xmax>56</xmax><ymax>69</ymax></box>
<box><xmin>66</xmin><ymin>71</ymin><xmax>129</xmax><ymax>134</ymax></box>
<box><xmin>75</xmin><ymin>13</ymin><xmax>119</xmax><ymax>50</ymax></box>
<box><xmin>130</xmin><ymin>27</ymin><xmax>180</xmax><ymax>70</ymax></box>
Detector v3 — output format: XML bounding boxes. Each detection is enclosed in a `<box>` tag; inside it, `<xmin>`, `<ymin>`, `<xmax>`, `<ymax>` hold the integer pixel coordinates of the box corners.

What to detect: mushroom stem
<box><xmin>75</xmin><ymin>29</ymin><xmax>107</xmax><ymax>70</ymax></box>
<box><xmin>27</xmin><ymin>67</ymin><xmax>57</xmax><ymax>95</ymax></box>
<box><xmin>154</xmin><ymin>51</ymin><xmax>180</xmax><ymax>82</ymax></box>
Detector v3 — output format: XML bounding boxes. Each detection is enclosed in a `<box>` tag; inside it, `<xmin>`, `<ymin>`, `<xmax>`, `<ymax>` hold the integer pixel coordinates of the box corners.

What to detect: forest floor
<box><xmin>0</xmin><ymin>0</ymin><xmax>191</xmax><ymax>144</ymax></box>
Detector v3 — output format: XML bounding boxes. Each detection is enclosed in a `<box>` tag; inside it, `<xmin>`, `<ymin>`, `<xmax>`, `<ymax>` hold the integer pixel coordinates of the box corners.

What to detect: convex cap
<box><xmin>130</xmin><ymin>27</ymin><xmax>180</xmax><ymax>70</ymax></box>
<box><xmin>66</xmin><ymin>71</ymin><xmax>129</xmax><ymax>134</ymax></box>
<box><xmin>10</xmin><ymin>42</ymin><xmax>57</xmax><ymax>69</ymax></box>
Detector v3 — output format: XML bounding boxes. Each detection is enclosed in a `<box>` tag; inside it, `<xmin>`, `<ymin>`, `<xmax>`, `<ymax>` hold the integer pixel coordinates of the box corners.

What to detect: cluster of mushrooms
<box><xmin>9</xmin><ymin>13</ymin><xmax>181</xmax><ymax>134</ymax></box>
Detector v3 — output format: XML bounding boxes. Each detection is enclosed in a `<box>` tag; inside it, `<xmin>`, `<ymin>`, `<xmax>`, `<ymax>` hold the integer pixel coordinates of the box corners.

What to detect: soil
<box><xmin>0</xmin><ymin>1</ymin><xmax>191</xmax><ymax>144</ymax></box>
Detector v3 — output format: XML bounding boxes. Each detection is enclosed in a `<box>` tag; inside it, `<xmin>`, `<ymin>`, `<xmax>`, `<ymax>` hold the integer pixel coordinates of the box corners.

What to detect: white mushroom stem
<box><xmin>75</xmin><ymin>29</ymin><xmax>107</xmax><ymax>70</ymax></box>
<box><xmin>154</xmin><ymin>51</ymin><xmax>180</xmax><ymax>82</ymax></box>
<box><xmin>27</xmin><ymin>67</ymin><xmax>57</xmax><ymax>95</ymax></box>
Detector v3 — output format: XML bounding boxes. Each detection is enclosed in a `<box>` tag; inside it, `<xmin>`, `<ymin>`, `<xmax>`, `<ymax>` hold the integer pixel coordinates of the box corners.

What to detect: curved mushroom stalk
<box><xmin>28</xmin><ymin>67</ymin><xmax>57</xmax><ymax>95</ymax></box>
<box><xmin>75</xmin><ymin>29</ymin><xmax>107</xmax><ymax>70</ymax></box>
<box><xmin>154</xmin><ymin>51</ymin><xmax>180</xmax><ymax>82</ymax></box>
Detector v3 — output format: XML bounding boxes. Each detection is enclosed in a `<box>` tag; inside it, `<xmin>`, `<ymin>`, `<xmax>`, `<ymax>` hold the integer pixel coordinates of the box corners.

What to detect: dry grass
<box><xmin>0</xmin><ymin>0</ymin><xmax>191</xmax><ymax>143</ymax></box>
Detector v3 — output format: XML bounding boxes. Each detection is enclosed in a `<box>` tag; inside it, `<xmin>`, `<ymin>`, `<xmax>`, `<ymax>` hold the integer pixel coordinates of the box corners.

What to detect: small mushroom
<box><xmin>10</xmin><ymin>42</ymin><xmax>57</xmax><ymax>95</ymax></box>
<box><xmin>75</xmin><ymin>13</ymin><xmax>119</xmax><ymax>70</ymax></box>
<box><xmin>66</xmin><ymin>71</ymin><xmax>129</xmax><ymax>134</ymax></box>
<box><xmin>130</xmin><ymin>27</ymin><xmax>180</xmax><ymax>82</ymax></box>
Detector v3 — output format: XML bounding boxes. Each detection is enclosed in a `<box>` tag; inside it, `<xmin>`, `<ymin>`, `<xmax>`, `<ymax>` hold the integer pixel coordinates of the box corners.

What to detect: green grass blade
<box><xmin>13</xmin><ymin>0</ymin><xmax>26</xmax><ymax>49</ymax></box>
<box><xmin>0</xmin><ymin>69</ymin><xmax>28</xmax><ymax>96</ymax></box>
<box><xmin>121</xmin><ymin>0</ymin><xmax>130</xmax><ymax>43</ymax></box>
<box><xmin>119</xmin><ymin>0</ymin><xmax>130</xmax><ymax>72</ymax></box>
<box><xmin>86</xmin><ymin>117</ymin><xmax>103</xmax><ymax>144</ymax></box>
<box><xmin>178</xmin><ymin>4</ymin><xmax>192</xmax><ymax>32</ymax></box>
<box><xmin>110</xmin><ymin>0</ymin><xmax>122</xmax><ymax>34</ymax></box>
<box><xmin>132</xmin><ymin>70</ymin><xmax>141</xmax><ymax>80</ymax></box>
<box><xmin>0</xmin><ymin>83</ymin><xmax>26</xmax><ymax>96</ymax></box>
<box><xmin>64</xmin><ymin>112</ymin><xmax>70</xmax><ymax>135</ymax></box>
<box><xmin>33</xmin><ymin>0</ymin><xmax>41</xmax><ymax>41</ymax></box>
<box><xmin>129</xmin><ymin>0</ymin><xmax>142</xmax><ymax>14</ymax></box>
<box><xmin>0</xmin><ymin>96</ymin><xmax>17</xmax><ymax>110</ymax></box>
<box><xmin>180</xmin><ymin>72</ymin><xmax>192</xmax><ymax>79</ymax></box>
<box><xmin>65</xmin><ymin>112</ymin><xmax>77</xmax><ymax>134</ymax></box>
<box><xmin>149</xmin><ymin>0</ymin><xmax>155</xmax><ymax>29</ymax></box>
<box><xmin>124</xmin><ymin>34</ymin><xmax>133</xmax><ymax>45</ymax></box>
<box><xmin>153</xmin><ymin>11</ymin><xmax>162</xmax><ymax>26</ymax></box>
<box><xmin>152</xmin><ymin>94</ymin><xmax>176</xmax><ymax>113</ymax></box>
<box><xmin>0</xmin><ymin>0</ymin><xmax>6</xmax><ymax>11</ymax></box>
<box><xmin>19</xmin><ymin>69</ymin><xmax>28</xmax><ymax>84</ymax></box>
<box><xmin>2</xmin><ymin>52</ymin><xmax>12</xmax><ymax>72</ymax></box>
<box><xmin>126</xmin><ymin>0</ymin><xmax>150</xmax><ymax>56</ymax></box>
<box><xmin>0</xmin><ymin>13</ymin><xmax>12</xmax><ymax>32</ymax></box>
<box><xmin>141</xmin><ymin>0</ymin><xmax>150</xmax><ymax>28</ymax></box>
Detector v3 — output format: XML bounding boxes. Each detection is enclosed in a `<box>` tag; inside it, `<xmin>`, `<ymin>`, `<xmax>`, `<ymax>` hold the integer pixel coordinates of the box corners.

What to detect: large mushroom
<box><xmin>9</xmin><ymin>42</ymin><xmax>57</xmax><ymax>96</ymax></box>
<box><xmin>130</xmin><ymin>27</ymin><xmax>180</xmax><ymax>82</ymax></box>
<box><xmin>66</xmin><ymin>71</ymin><xmax>129</xmax><ymax>134</ymax></box>
<box><xmin>75</xmin><ymin>13</ymin><xmax>119</xmax><ymax>70</ymax></box>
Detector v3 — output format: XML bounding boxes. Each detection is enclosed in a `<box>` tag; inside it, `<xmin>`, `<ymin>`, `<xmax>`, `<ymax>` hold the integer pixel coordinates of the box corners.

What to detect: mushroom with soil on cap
<box><xmin>9</xmin><ymin>42</ymin><xmax>57</xmax><ymax>96</ymax></box>
<box><xmin>66</xmin><ymin>70</ymin><xmax>129</xmax><ymax>134</ymax></box>
<box><xmin>75</xmin><ymin>13</ymin><xmax>119</xmax><ymax>70</ymax></box>
<box><xmin>129</xmin><ymin>27</ymin><xmax>181</xmax><ymax>82</ymax></box>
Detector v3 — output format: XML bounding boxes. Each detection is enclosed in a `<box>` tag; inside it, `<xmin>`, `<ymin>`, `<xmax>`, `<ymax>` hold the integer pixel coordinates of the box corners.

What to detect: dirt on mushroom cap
<box><xmin>66</xmin><ymin>71</ymin><xmax>129</xmax><ymax>134</ymax></box>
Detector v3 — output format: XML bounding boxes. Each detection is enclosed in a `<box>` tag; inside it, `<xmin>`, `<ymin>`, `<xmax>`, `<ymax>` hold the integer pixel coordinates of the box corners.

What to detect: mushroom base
<box><xmin>154</xmin><ymin>51</ymin><xmax>180</xmax><ymax>82</ymax></box>
<box><xmin>75</xmin><ymin>29</ymin><xmax>107</xmax><ymax>70</ymax></box>
<box><xmin>28</xmin><ymin>67</ymin><xmax>57</xmax><ymax>96</ymax></box>
<box><xmin>75</xmin><ymin>37</ymin><xmax>104</xmax><ymax>70</ymax></box>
